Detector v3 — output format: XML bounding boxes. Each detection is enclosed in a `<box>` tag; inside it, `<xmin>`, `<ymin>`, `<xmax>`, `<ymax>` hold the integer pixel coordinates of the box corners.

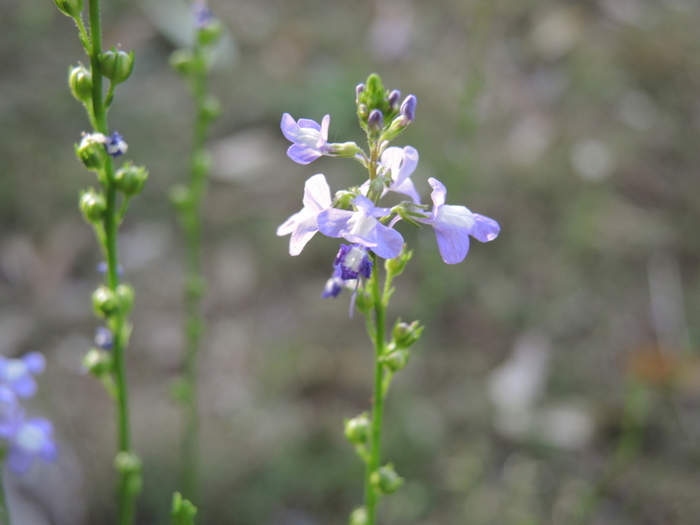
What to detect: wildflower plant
<box><xmin>168</xmin><ymin>0</ymin><xmax>223</xmax><ymax>507</ymax></box>
<box><xmin>277</xmin><ymin>74</ymin><xmax>500</xmax><ymax>524</ymax></box>
<box><xmin>54</xmin><ymin>0</ymin><xmax>147</xmax><ymax>522</ymax></box>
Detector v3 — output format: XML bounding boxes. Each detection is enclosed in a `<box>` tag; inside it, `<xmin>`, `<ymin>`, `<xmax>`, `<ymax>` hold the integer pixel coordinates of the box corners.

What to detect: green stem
<box><xmin>86</xmin><ymin>1</ymin><xmax>136</xmax><ymax>523</ymax></box>
<box><xmin>0</xmin><ymin>449</ymin><xmax>9</xmax><ymax>525</ymax></box>
<box><xmin>179</xmin><ymin>44</ymin><xmax>213</xmax><ymax>505</ymax></box>
<box><xmin>364</xmin><ymin>254</ymin><xmax>387</xmax><ymax>525</ymax></box>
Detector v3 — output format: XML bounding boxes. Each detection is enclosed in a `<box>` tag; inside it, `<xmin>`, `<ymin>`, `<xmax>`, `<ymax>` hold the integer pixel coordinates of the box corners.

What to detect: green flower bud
<box><xmin>366</xmin><ymin>177</ymin><xmax>386</xmax><ymax>204</ymax></box>
<box><xmin>391</xmin><ymin>319</ymin><xmax>423</xmax><ymax>349</ymax></box>
<box><xmin>92</xmin><ymin>285</ymin><xmax>119</xmax><ymax>318</ymax></box>
<box><xmin>370</xmin><ymin>464</ymin><xmax>404</xmax><ymax>495</ymax></box>
<box><xmin>344</xmin><ymin>413</ymin><xmax>370</xmax><ymax>446</ymax></box>
<box><xmin>53</xmin><ymin>0</ymin><xmax>83</xmax><ymax>18</ymax></box>
<box><xmin>381</xmin><ymin>348</ymin><xmax>410</xmax><ymax>372</ymax></box>
<box><xmin>79</xmin><ymin>189</ymin><xmax>106</xmax><ymax>224</ymax></box>
<box><xmin>99</xmin><ymin>49</ymin><xmax>134</xmax><ymax>84</ymax></box>
<box><xmin>114</xmin><ymin>163</ymin><xmax>148</xmax><ymax>196</ymax></box>
<box><xmin>172</xmin><ymin>492</ymin><xmax>198</xmax><ymax>525</ymax></box>
<box><xmin>114</xmin><ymin>451</ymin><xmax>142</xmax><ymax>496</ymax></box>
<box><xmin>170</xmin><ymin>49</ymin><xmax>195</xmax><ymax>76</ymax></box>
<box><xmin>330</xmin><ymin>142</ymin><xmax>363</xmax><ymax>159</ymax></box>
<box><xmin>197</xmin><ymin>20</ymin><xmax>223</xmax><ymax>47</ymax></box>
<box><xmin>334</xmin><ymin>190</ymin><xmax>358</xmax><ymax>210</ymax></box>
<box><xmin>385</xmin><ymin>247</ymin><xmax>412</xmax><ymax>276</ymax></box>
<box><xmin>348</xmin><ymin>507</ymin><xmax>368</xmax><ymax>525</ymax></box>
<box><xmin>201</xmin><ymin>95</ymin><xmax>222</xmax><ymax>122</ymax></box>
<box><xmin>169</xmin><ymin>184</ymin><xmax>193</xmax><ymax>212</ymax></box>
<box><xmin>83</xmin><ymin>348</ymin><xmax>113</xmax><ymax>377</ymax></box>
<box><xmin>68</xmin><ymin>65</ymin><xmax>92</xmax><ymax>104</ymax></box>
<box><xmin>116</xmin><ymin>284</ymin><xmax>135</xmax><ymax>314</ymax></box>
<box><xmin>353</xmin><ymin>288</ymin><xmax>372</xmax><ymax>315</ymax></box>
<box><xmin>357</xmin><ymin>103</ymin><xmax>369</xmax><ymax>121</ymax></box>
<box><xmin>76</xmin><ymin>133</ymin><xmax>106</xmax><ymax>172</ymax></box>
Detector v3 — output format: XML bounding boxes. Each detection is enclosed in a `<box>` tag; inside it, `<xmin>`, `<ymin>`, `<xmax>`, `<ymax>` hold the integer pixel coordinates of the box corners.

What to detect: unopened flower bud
<box><xmin>53</xmin><ymin>0</ymin><xmax>83</xmax><ymax>18</ymax></box>
<box><xmin>83</xmin><ymin>348</ymin><xmax>113</xmax><ymax>377</ymax></box>
<box><xmin>115</xmin><ymin>163</ymin><xmax>148</xmax><ymax>196</ymax></box>
<box><xmin>92</xmin><ymin>286</ymin><xmax>119</xmax><ymax>318</ymax></box>
<box><xmin>391</xmin><ymin>320</ymin><xmax>423</xmax><ymax>349</ymax></box>
<box><xmin>76</xmin><ymin>133</ymin><xmax>106</xmax><ymax>171</ymax></box>
<box><xmin>357</xmin><ymin>104</ymin><xmax>369</xmax><ymax>120</ymax></box>
<box><xmin>116</xmin><ymin>284</ymin><xmax>135</xmax><ymax>314</ymax></box>
<box><xmin>69</xmin><ymin>65</ymin><xmax>92</xmax><ymax>104</ymax></box>
<box><xmin>169</xmin><ymin>184</ymin><xmax>193</xmax><ymax>211</ymax></box>
<box><xmin>366</xmin><ymin>73</ymin><xmax>383</xmax><ymax>96</ymax></box>
<box><xmin>349</xmin><ymin>507</ymin><xmax>368</xmax><ymax>525</ymax></box>
<box><xmin>344</xmin><ymin>413</ymin><xmax>370</xmax><ymax>445</ymax></box>
<box><xmin>201</xmin><ymin>95</ymin><xmax>222</xmax><ymax>122</ymax></box>
<box><xmin>368</xmin><ymin>109</ymin><xmax>384</xmax><ymax>132</ymax></box>
<box><xmin>330</xmin><ymin>142</ymin><xmax>363</xmax><ymax>159</ymax></box>
<box><xmin>355</xmin><ymin>83</ymin><xmax>365</xmax><ymax>101</ymax></box>
<box><xmin>381</xmin><ymin>348</ymin><xmax>410</xmax><ymax>372</ymax></box>
<box><xmin>385</xmin><ymin>246</ymin><xmax>412</xmax><ymax>276</ymax></box>
<box><xmin>170</xmin><ymin>49</ymin><xmax>195</xmax><ymax>76</ymax></box>
<box><xmin>370</xmin><ymin>464</ymin><xmax>404</xmax><ymax>495</ymax></box>
<box><xmin>197</xmin><ymin>19</ymin><xmax>223</xmax><ymax>47</ymax></box>
<box><xmin>400</xmin><ymin>95</ymin><xmax>417</xmax><ymax>124</ymax></box>
<box><xmin>114</xmin><ymin>451</ymin><xmax>142</xmax><ymax>496</ymax></box>
<box><xmin>353</xmin><ymin>288</ymin><xmax>372</xmax><ymax>315</ymax></box>
<box><xmin>388</xmin><ymin>89</ymin><xmax>401</xmax><ymax>109</ymax></box>
<box><xmin>79</xmin><ymin>189</ymin><xmax>106</xmax><ymax>223</ymax></box>
<box><xmin>172</xmin><ymin>492</ymin><xmax>198</xmax><ymax>523</ymax></box>
<box><xmin>99</xmin><ymin>49</ymin><xmax>134</xmax><ymax>85</ymax></box>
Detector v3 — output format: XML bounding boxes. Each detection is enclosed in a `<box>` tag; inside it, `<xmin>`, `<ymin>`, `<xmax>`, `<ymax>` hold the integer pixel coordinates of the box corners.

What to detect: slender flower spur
<box><xmin>276</xmin><ymin>74</ymin><xmax>499</xmax><ymax>525</ymax></box>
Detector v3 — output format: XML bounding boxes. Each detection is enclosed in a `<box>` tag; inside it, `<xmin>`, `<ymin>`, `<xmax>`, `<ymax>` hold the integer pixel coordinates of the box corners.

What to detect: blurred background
<box><xmin>2</xmin><ymin>0</ymin><xmax>700</xmax><ymax>523</ymax></box>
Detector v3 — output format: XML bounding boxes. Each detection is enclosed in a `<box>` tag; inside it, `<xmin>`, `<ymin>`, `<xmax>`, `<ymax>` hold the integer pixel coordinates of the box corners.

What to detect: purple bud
<box><xmin>400</xmin><ymin>95</ymin><xmax>417</xmax><ymax>123</ymax></box>
<box><xmin>355</xmin><ymin>84</ymin><xmax>365</xmax><ymax>98</ymax></box>
<box><xmin>95</xmin><ymin>327</ymin><xmax>113</xmax><ymax>350</ymax></box>
<box><xmin>368</xmin><ymin>109</ymin><xmax>384</xmax><ymax>131</ymax></box>
<box><xmin>388</xmin><ymin>90</ymin><xmax>401</xmax><ymax>109</ymax></box>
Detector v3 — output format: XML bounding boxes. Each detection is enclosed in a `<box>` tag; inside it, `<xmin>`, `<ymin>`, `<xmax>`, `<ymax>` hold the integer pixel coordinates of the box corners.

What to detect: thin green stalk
<box><xmin>85</xmin><ymin>1</ymin><xmax>136</xmax><ymax>523</ymax></box>
<box><xmin>0</xmin><ymin>449</ymin><xmax>9</xmax><ymax>525</ymax></box>
<box><xmin>177</xmin><ymin>36</ymin><xmax>217</xmax><ymax>505</ymax></box>
<box><xmin>364</xmin><ymin>254</ymin><xmax>387</xmax><ymax>525</ymax></box>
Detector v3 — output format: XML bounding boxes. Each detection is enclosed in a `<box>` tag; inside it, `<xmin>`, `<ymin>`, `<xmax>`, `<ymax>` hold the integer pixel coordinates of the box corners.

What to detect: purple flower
<box><xmin>0</xmin><ymin>353</ymin><xmax>46</xmax><ymax>399</ymax></box>
<box><xmin>281</xmin><ymin>113</ymin><xmax>332</xmax><ymax>165</ymax></box>
<box><xmin>400</xmin><ymin>95</ymin><xmax>417</xmax><ymax>124</ymax></box>
<box><xmin>6</xmin><ymin>417</ymin><xmax>58</xmax><ymax>475</ymax></box>
<box><xmin>95</xmin><ymin>327</ymin><xmax>113</xmax><ymax>350</ymax></box>
<box><xmin>417</xmin><ymin>178</ymin><xmax>500</xmax><ymax>264</ymax></box>
<box><xmin>0</xmin><ymin>386</ymin><xmax>22</xmax><ymax>439</ymax></box>
<box><xmin>317</xmin><ymin>195</ymin><xmax>404</xmax><ymax>260</ymax></box>
<box><xmin>322</xmin><ymin>266</ymin><xmax>345</xmax><ymax>299</ymax></box>
<box><xmin>376</xmin><ymin>146</ymin><xmax>421</xmax><ymax>204</ymax></box>
<box><xmin>335</xmin><ymin>244</ymin><xmax>373</xmax><ymax>280</ymax></box>
<box><xmin>276</xmin><ymin>174</ymin><xmax>332</xmax><ymax>255</ymax></box>
<box><xmin>192</xmin><ymin>1</ymin><xmax>216</xmax><ymax>29</ymax></box>
<box><xmin>105</xmin><ymin>132</ymin><xmax>128</xmax><ymax>157</ymax></box>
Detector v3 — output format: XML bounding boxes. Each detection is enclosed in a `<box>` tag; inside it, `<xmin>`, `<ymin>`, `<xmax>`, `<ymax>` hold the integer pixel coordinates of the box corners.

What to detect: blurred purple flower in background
<box><xmin>6</xmin><ymin>418</ymin><xmax>58</xmax><ymax>475</ymax></box>
<box><xmin>0</xmin><ymin>352</ymin><xmax>45</xmax><ymax>399</ymax></box>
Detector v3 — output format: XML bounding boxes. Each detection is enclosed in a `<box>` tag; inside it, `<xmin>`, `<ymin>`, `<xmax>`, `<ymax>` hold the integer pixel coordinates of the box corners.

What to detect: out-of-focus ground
<box><xmin>2</xmin><ymin>0</ymin><xmax>700</xmax><ymax>523</ymax></box>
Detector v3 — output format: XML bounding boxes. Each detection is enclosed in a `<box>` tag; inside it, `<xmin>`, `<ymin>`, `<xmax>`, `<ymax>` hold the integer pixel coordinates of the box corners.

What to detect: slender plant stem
<box><xmin>0</xmin><ymin>449</ymin><xmax>9</xmax><ymax>525</ymax></box>
<box><xmin>86</xmin><ymin>1</ymin><xmax>135</xmax><ymax>523</ymax></box>
<box><xmin>179</xmin><ymin>43</ymin><xmax>213</xmax><ymax>504</ymax></box>
<box><xmin>364</xmin><ymin>254</ymin><xmax>387</xmax><ymax>525</ymax></box>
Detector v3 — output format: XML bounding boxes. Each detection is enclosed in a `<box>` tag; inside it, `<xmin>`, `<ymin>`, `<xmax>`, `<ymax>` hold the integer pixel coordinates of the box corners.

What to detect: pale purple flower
<box><xmin>317</xmin><ymin>195</ymin><xmax>403</xmax><ymax>260</ymax></box>
<box><xmin>192</xmin><ymin>1</ymin><xmax>216</xmax><ymax>29</ymax></box>
<box><xmin>0</xmin><ymin>353</ymin><xmax>46</xmax><ymax>399</ymax></box>
<box><xmin>95</xmin><ymin>327</ymin><xmax>113</xmax><ymax>350</ymax></box>
<box><xmin>281</xmin><ymin>113</ymin><xmax>332</xmax><ymax>164</ymax></box>
<box><xmin>380</xmin><ymin>146</ymin><xmax>422</xmax><ymax>204</ymax></box>
<box><xmin>6</xmin><ymin>417</ymin><xmax>58</xmax><ymax>475</ymax></box>
<box><xmin>321</xmin><ymin>266</ymin><xmax>345</xmax><ymax>299</ymax></box>
<box><xmin>276</xmin><ymin>174</ymin><xmax>332</xmax><ymax>255</ymax></box>
<box><xmin>417</xmin><ymin>178</ymin><xmax>500</xmax><ymax>264</ymax></box>
<box><xmin>0</xmin><ymin>386</ymin><xmax>22</xmax><ymax>439</ymax></box>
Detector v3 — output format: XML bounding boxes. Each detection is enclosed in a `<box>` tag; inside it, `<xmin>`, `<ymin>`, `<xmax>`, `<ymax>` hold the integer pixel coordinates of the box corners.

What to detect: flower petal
<box><xmin>302</xmin><ymin>174</ymin><xmax>332</xmax><ymax>211</ymax></box>
<box><xmin>280</xmin><ymin>113</ymin><xmax>300</xmax><ymax>142</ymax></box>
<box><xmin>7</xmin><ymin>447</ymin><xmax>33</xmax><ymax>474</ymax></box>
<box><xmin>317</xmin><ymin>208</ymin><xmax>353</xmax><ymax>238</ymax></box>
<box><xmin>288</xmin><ymin>212</ymin><xmax>321</xmax><ymax>256</ymax></box>
<box><xmin>427</xmin><ymin>177</ymin><xmax>447</xmax><ymax>209</ymax></box>
<box><xmin>287</xmin><ymin>144</ymin><xmax>322</xmax><ymax>165</ymax></box>
<box><xmin>471</xmin><ymin>214</ymin><xmax>501</xmax><ymax>243</ymax></box>
<box><xmin>433</xmin><ymin>220</ymin><xmax>471</xmax><ymax>264</ymax></box>
<box><xmin>21</xmin><ymin>352</ymin><xmax>45</xmax><ymax>375</ymax></box>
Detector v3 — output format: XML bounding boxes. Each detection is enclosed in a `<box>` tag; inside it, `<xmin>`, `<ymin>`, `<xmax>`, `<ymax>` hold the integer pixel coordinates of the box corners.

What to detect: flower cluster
<box><xmin>0</xmin><ymin>353</ymin><xmax>58</xmax><ymax>474</ymax></box>
<box><xmin>277</xmin><ymin>74</ymin><xmax>500</xmax><ymax>297</ymax></box>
